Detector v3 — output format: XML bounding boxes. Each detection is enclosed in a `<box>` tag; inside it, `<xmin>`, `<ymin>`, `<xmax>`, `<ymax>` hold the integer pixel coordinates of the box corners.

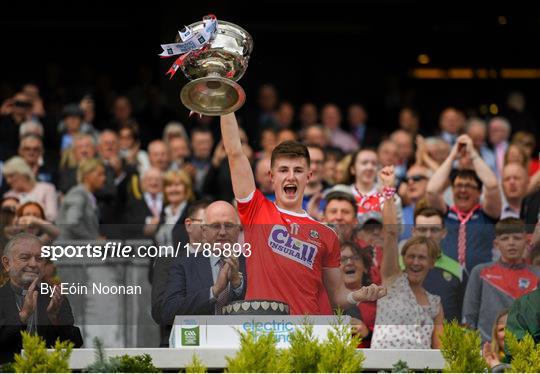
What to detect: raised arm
<box><xmin>426</xmin><ymin>141</ymin><xmax>459</xmax><ymax>213</ymax></box>
<box><xmin>458</xmin><ymin>135</ymin><xmax>501</xmax><ymax>219</ymax></box>
<box><xmin>220</xmin><ymin>113</ymin><xmax>256</xmax><ymax>199</ymax></box>
<box><xmin>379</xmin><ymin>166</ymin><xmax>401</xmax><ymax>283</ymax></box>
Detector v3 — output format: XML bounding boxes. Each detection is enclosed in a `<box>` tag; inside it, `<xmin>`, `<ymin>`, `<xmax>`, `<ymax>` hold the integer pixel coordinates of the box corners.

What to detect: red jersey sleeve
<box><xmin>236</xmin><ymin>189</ymin><xmax>266</xmax><ymax>225</ymax></box>
<box><xmin>322</xmin><ymin>227</ymin><xmax>340</xmax><ymax>269</ymax></box>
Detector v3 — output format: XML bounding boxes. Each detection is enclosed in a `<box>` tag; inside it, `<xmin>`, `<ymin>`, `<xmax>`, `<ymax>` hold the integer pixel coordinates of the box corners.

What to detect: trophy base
<box><xmin>221</xmin><ymin>300</ymin><xmax>290</xmax><ymax>315</ymax></box>
<box><xmin>181</xmin><ymin>76</ymin><xmax>246</xmax><ymax>116</ymax></box>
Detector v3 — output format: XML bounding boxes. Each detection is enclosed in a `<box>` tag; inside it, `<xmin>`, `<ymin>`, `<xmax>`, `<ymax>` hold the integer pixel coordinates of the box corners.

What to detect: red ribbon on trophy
<box><xmin>159</xmin><ymin>14</ymin><xmax>218</xmax><ymax>80</ymax></box>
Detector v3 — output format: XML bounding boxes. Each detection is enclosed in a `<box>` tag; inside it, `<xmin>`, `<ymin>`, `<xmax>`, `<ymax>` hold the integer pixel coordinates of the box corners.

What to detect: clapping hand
<box><xmin>19</xmin><ymin>276</ymin><xmax>40</xmax><ymax>323</ymax></box>
<box><xmin>212</xmin><ymin>261</ymin><xmax>230</xmax><ymax>297</ymax></box>
<box><xmin>223</xmin><ymin>257</ymin><xmax>242</xmax><ymax>288</ymax></box>
<box><xmin>47</xmin><ymin>282</ymin><xmax>64</xmax><ymax>325</ymax></box>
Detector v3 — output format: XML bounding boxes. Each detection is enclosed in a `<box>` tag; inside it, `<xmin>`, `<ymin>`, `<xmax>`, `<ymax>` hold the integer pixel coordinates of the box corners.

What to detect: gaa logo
<box><xmin>167</xmin><ymin>48</ymin><xmax>173</xmax><ymax>55</ymax></box>
<box><xmin>181</xmin><ymin>322</ymin><xmax>200</xmax><ymax>346</ymax></box>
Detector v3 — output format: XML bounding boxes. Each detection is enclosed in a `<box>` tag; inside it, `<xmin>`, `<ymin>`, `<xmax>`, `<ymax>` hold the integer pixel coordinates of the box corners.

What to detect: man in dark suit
<box><xmin>161</xmin><ymin>201</ymin><xmax>246</xmax><ymax>325</ymax></box>
<box><xmin>151</xmin><ymin>199</ymin><xmax>208</xmax><ymax>346</ymax></box>
<box><xmin>121</xmin><ymin>167</ymin><xmax>164</xmax><ymax>239</ymax></box>
<box><xmin>0</xmin><ymin>233</ymin><xmax>83</xmax><ymax>363</ymax></box>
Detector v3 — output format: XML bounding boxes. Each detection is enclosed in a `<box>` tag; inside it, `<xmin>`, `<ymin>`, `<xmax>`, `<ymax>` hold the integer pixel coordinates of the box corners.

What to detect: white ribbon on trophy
<box><xmin>159</xmin><ymin>15</ymin><xmax>218</xmax><ymax>58</ymax></box>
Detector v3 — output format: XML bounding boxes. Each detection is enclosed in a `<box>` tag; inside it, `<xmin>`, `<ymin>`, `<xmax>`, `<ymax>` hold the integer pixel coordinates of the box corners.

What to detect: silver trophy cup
<box><xmin>179</xmin><ymin>20</ymin><xmax>253</xmax><ymax>116</ymax></box>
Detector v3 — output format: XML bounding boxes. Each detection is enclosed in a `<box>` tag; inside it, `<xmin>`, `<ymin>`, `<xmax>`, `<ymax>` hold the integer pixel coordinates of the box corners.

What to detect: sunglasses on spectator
<box><xmin>404</xmin><ymin>175</ymin><xmax>428</xmax><ymax>183</ymax></box>
<box><xmin>340</xmin><ymin>254</ymin><xmax>361</xmax><ymax>264</ymax></box>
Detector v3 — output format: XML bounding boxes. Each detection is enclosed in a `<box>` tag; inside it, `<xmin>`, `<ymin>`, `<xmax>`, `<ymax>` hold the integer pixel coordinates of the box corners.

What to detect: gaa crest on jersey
<box><xmin>289</xmin><ymin>223</ymin><xmax>300</xmax><ymax>235</ymax></box>
<box><xmin>310</xmin><ymin>229</ymin><xmax>319</xmax><ymax>239</ymax></box>
<box><xmin>268</xmin><ymin>225</ymin><xmax>318</xmax><ymax>269</ymax></box>
<box><xmin>518</xmin><ymin>277</ymin><xmax>530</xmax><ymax>290</ymax></box>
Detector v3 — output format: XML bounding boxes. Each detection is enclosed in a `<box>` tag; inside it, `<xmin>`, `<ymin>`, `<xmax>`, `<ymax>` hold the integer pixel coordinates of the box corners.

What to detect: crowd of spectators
<box><xmin>1</xmin><ymin>81</ymin><xmax>539</xmax><ymax>362</ymax></box>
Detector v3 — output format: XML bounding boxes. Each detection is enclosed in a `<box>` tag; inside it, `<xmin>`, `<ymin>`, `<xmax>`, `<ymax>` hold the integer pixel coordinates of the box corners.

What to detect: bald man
<box><xmin>161</xmin><ymin>201</ymin><xmax>246</xmax><ymax>324</ymax></box>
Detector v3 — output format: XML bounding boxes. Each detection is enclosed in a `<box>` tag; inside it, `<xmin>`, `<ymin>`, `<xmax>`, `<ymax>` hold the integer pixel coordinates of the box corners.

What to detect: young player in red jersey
<box><xmin>220</xmin><ymin>113</ymin><xmax>386</xmax><ymax>315</ymax></box>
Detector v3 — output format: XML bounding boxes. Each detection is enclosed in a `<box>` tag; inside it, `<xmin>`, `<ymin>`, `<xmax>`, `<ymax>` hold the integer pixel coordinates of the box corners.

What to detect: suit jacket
<box><xmin>55</xmin><ymin>184</ymin><xmax>99</xmax><ymax>240</ymax></box>
<box><xmin>150</xmin><ymin>203</ymin><xmax>190</xmax><ymax>319</ymax></box>
<box><xmin>0</xmin><ymin>283</ymin><xmax>83</xmax><ymax>364</ymax></box>
<box><xmin>120</xmin><ymin>174</ymin><xmax>159</xmax><ymax>239</ymax></box>
<box><xmin>160</xmin><ymin>254</ymin><xmax>246</xmax><ymax>326</ymax></box>
<box><xmin>149</xmin><ymin>205</ymin><xmax>190</xmax><ymax>346</ymax></box>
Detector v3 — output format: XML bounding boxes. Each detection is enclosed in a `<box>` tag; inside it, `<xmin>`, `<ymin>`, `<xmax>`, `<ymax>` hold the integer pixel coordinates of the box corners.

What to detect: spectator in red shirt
<box><xmin>340</xmin><ymin>241</ymin><xmax>376</xmax><ymax>348</ymax></box>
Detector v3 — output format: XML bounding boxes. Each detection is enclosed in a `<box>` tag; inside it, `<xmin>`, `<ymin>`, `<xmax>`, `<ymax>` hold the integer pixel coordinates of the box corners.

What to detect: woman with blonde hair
<box><xmin>56</xmin><ymin>158</ymin><xmax>106</xmax><ymax>240</ymax></box>
<box><xmin>482</xmin><ymin>309</ymin><xmax>509</xmax><ymax>369</ymax></box>
<box><xmin>149</xmin><ymin>170</ymin><xmax>194</xmax><ymax>246</ymax></box>
<box><xmin>370</xmin><ymin>166</ymin><xmax>444</xmax><ymax>349</ymax></box>
<box><xmin>2</xmin><ymin>156</ymin><xmax>58</xmax><ymax>221</ymax></box>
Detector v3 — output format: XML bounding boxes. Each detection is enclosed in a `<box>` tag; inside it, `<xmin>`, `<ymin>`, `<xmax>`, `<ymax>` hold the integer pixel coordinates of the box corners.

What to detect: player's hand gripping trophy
<box><xmin>159</xmin><ymin>15</ymin><xmax>253</xmax><ymax>116</ymax></box>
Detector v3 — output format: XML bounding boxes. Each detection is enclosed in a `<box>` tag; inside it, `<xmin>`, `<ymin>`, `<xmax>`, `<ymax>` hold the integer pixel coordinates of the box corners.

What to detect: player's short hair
<box><xmin>495</xmin><ymin>218</ymin><xmax>526</xmax><ymax>237</ymax></box>
<box><xmin>271</xmin><ymin>140</ymin><xmax>310</xmax><ymax>168</ymax></box>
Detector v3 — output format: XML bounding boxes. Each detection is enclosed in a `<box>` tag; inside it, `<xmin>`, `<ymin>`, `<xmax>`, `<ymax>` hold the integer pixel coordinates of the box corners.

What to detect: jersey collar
<box><xmin>275</xmin><ymin>204</ymin><xmax>309</xmax><ymax>217</ymax></box>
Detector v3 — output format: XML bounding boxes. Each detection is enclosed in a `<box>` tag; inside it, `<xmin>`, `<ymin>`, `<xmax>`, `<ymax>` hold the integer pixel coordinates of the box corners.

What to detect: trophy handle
<box><xmin>180</xmin><ymin>76</ymin><xmax>246</xmax><ymax>116</ymax></box>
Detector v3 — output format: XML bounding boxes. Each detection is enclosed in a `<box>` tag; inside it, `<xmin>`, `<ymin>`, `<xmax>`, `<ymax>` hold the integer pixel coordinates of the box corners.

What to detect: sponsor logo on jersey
<box><xmin>518</xmin><ymin>277</ymin><xmax>530</xmax><ymax>290</ymax></box>
<box><xmin>268</xmin><ymin>225</ymin><xmax>318</xmax><ymax>269</ymax></box>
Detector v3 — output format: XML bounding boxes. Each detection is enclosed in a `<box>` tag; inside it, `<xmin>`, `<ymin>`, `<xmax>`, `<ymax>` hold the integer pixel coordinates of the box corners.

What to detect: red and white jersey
<box><xmin>350</xmin><ymin>184</ymin><xmax>385</xmax><ymax>214</ymax></box>
<box><xmin>237</xmin><ymin>189</ymin><xmax>340</xmax><ymax>315</ymax></box>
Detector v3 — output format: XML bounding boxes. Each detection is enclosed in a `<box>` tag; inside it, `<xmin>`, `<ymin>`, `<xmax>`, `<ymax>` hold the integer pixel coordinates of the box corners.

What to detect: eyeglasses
<box><xmin>204</xmin><ymin>222</ymin><xmax>240</xmax><ymax>231</ymax></box>
<box><xmin>453</xmin><ymin>183</ymin><xmax>480</xmax><ymax>191</ymax></box>
<box><xmin>340</xmin><ymin>254</ymin><xmax>361</xmax><ymax>264</ymax></box>
<box><xmin>404</xmin><ymin>175</ymin><xmax>428</xmax><ymax>183</ymax></box>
